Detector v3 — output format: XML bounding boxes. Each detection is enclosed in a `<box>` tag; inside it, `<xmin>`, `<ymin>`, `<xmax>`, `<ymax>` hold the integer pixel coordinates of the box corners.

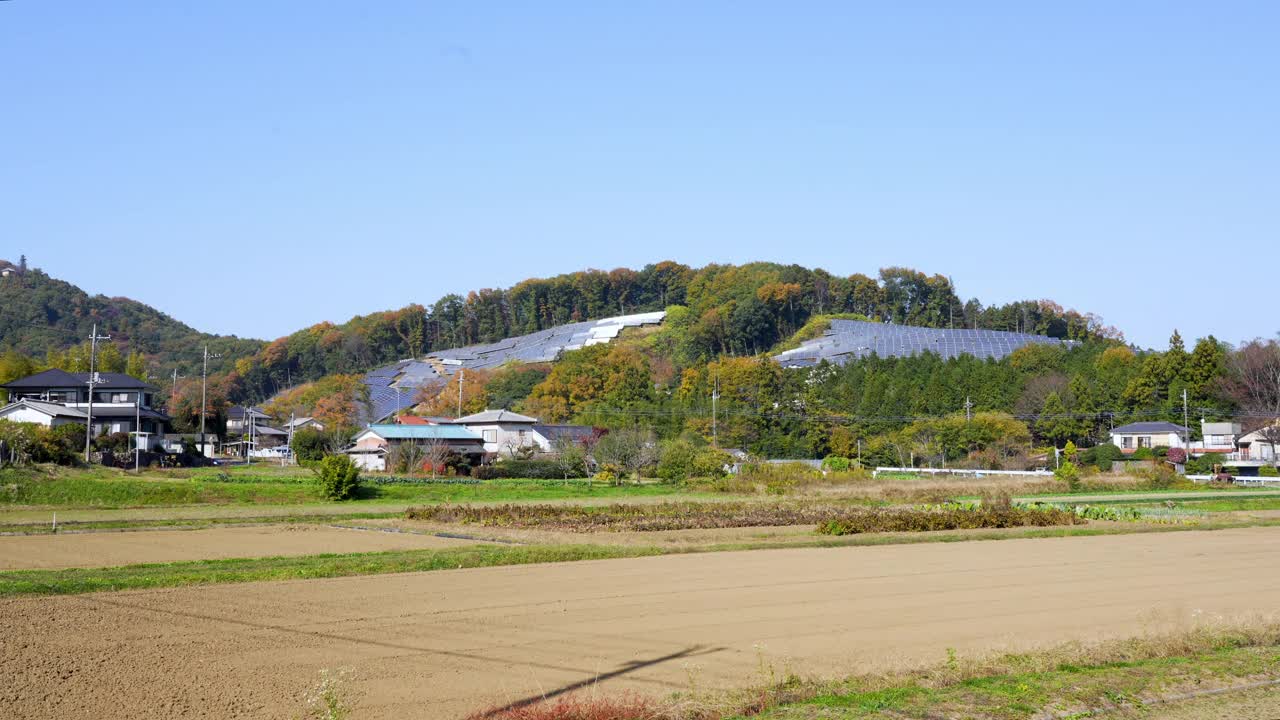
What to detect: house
<box><xmin>226</xmin><ymin>406</ymin><xmax>272</xmax><ymax>435</ymax></box>
<box><xmin>0</xmin><ymin>399</ymin><xmax>88</xmax><ymax>427</ymax></box>
<box><xmin>1109</xmin><ymin>421</ymin><xmax>1188</xmax><ymax>454</ymax></box>
<box><xmin>1235</xmin><ymin>423</ymin><xmax>1279</xmax><ymax>465</ymax></box>
<box><xmin>160</xmin><ymin>433</ymin><xmax>219</xmax><ymax>456</ymax></box>
<box><xmin>0</xmin><ymin>261</ymin><xmax>16</xmax><ymax>278</ymax></box>
<box><xmin>284</xmin><ymin>416</ymin><xmax>325</xmax><ymax>434</ymax></box>
<box><xmin>454</xmin><ymin>409</ymin><xmax>541</xmax><ymax>455</ymax></box>
<box><xmin>343</xmin><ymin>424</ymin><xmax>485</xmax><ymax>471</ymax></box>
<box><xmin>1192</xmin><ymin>421</ymin><xmax>1242</xmax><ymax>455</ymax></box>
<box><xmin>529</xmin><ymin>424</ymin><xmax>601</xmax><ymax>452</ymax></box>
<box><xmin>0</xmin><ymin>369</ymin><xmax>170</xmax><ymax>449</ymax></box>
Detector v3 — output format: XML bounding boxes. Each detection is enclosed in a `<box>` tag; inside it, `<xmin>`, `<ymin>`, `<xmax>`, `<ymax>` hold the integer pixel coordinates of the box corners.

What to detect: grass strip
<box><xmin>745</xmin><ymin>636</ymin><xmax>1280</xmax><ymax>719</ymax></box>
<box><xmin>9</xmin><ymin>516</ymin><xmax>1280</xmax><ymax>599</ymax></box>
<box><xmin>0</xmin><ymin>511</ymin><xmax>407</xmax><ymax>535</ymax></box>
<box><xmin>0</xmin><ymin>544</ymin><xmax>663</xmax><ymax>597</ymax></box>
<box><xmin>471</xmin><ymin>623</ymin><xmax>1280</xmax><ymax>719</ymax></box>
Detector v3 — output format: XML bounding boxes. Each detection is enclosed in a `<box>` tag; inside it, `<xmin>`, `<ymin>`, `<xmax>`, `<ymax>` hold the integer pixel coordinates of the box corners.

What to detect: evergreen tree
<box><xmin>1163</xmin><ymin>330</ymin><xmax>1189</xmax><ymax>382</ymax></box>
<box><xmin>1187</xmin><ymin>336</ymin><xmax>1226</xmax><ymax>399</ymax></box>
<box><xmin>1036</xmin><ymin>391</ymin><xmax>1074</xmax><ymax>447</ymax></box>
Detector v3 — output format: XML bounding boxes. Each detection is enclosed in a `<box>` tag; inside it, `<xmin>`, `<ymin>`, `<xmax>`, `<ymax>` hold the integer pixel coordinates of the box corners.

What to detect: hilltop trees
<box><xmin>525</xmin><ymin>345</ymin><xmax>655</xmax><ymax>423</ymax></box>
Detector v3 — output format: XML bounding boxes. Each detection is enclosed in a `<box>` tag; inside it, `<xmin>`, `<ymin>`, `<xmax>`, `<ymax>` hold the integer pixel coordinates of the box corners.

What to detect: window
<box><xmin>1138</xmin><ymin>436</ymin><xmax>1151</xmax><ymax>448</ymax></box>
<box><xmin>1121</xmin><ymin>436</ymin><xmax>1133</xmax><ymax>449</ymax></box>
<box><xmin>483</xmin><ymin>429</ymin><xmax>497</xmax><ymax>443</ymax></box>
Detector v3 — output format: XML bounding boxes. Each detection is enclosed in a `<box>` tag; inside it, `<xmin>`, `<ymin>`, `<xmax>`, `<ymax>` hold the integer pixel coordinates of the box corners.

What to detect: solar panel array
<box><xmin>773</xmin><ymin>319</ymin><xmax>1072</xmax><ymax>368</ymax></box>
<box><xmin>361</xmin><ymin>311</ymin><xmax>665</xmax><ymax>421</ymax></box>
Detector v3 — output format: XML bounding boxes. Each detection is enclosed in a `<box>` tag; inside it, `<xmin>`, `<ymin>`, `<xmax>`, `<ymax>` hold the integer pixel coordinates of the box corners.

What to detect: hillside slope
<box><xmin>0</xmin><ymin>262</ymin><xmax>262</xmax><ymax>374</ymax></box>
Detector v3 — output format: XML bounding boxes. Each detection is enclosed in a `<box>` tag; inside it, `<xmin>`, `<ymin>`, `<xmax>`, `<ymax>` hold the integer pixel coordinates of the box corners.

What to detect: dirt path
<box><xmin>3</xmin><ymin>528</ymin><xmax>1280</xmax><ymax>719</ymax></box>
<box><xmin>0</xmin><ymin>525</ymin><xmax>480</xmax><ymax>570</ymax></box>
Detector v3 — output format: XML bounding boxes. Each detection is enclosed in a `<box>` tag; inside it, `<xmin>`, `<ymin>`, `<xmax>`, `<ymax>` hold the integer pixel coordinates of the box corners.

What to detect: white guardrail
<box><xmin>872</xmin><ymin>467</ymin><xmax>1055</xmax><ymax>479</ymax></box>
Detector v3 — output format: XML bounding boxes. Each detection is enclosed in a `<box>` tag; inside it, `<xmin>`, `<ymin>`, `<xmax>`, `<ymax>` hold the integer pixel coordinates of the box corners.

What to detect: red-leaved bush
<box><xmin>1166</xmin><ymin>447</ymin><xmax>1187</xmax><ymax>464</ymax></box>
<box><xmin>468</xmin><ymin>693</ymin><xmax>661</xmax><ymax>720</ymax></box>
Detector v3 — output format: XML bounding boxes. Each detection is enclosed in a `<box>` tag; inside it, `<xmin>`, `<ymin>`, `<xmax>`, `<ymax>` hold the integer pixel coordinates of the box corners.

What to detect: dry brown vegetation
<box><xmin>406</xmin><ymin>500</ymin><xmax>1083</xmax><ymax>534</ymax></box>
<box><xmin>691</xmin><ymin>471</ymin><xmax>1151</xmax><ymax>503</ymax></box>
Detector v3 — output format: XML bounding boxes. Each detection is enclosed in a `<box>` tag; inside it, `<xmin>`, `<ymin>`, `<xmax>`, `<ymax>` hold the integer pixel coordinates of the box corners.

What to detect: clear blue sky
<box><xmin>3</xmin><ymin>2</ymin><xmax>1276</xmax><ymax>350</ymax></box>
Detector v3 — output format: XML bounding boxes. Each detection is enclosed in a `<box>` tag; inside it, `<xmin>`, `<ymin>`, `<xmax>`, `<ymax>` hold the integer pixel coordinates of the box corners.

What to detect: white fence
<box><xmin>1186</xmin><ymin>474</ymin><xmax>1280</xmax><ymax>486</ymax></box>
<box><xmin>872</xmin><ymin>467</ymin><xmax>1055</xmax><ymax>479</ymax></box>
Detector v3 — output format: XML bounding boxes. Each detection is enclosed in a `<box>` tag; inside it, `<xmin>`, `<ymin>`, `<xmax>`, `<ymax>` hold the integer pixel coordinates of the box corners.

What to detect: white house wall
<box><xmin>0</xmin><ymin>406</ymin><xmax>57</xmax><ymax>426</ymax></box>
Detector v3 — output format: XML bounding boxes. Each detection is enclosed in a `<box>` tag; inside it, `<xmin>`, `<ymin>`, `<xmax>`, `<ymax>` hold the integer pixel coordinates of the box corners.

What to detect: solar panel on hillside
<box><xmin>774</xmin><ymin>319</ymin><xmax>1073</xmax><ymax>367</ymax></box>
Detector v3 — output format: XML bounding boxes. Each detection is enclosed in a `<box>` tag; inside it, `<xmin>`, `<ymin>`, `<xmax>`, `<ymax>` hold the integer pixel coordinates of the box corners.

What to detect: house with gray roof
<box><xmin>1109</xmin><ymin>421</ymin><xmax>1189</xmax><ymax>454</ymax></box>
<box><xmin>345</xmin><ymin>423</ymin><xmax>485</xmax><ymax>471</ymax></box>
<box><xmin>0</xmin><ymin>369</ymin><xmax>170</xmax><ymax>449</ymax></box>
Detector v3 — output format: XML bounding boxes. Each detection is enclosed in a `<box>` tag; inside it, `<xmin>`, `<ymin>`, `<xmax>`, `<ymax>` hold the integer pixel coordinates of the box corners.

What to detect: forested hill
<box><xmin>0</xmin><ymin>261</ymin><xmax>262</xmax><ymax>376</ymax></box>
<box><xmin>0</xmin><ymin>259</ymin><xmax>1120</xmax><ymax>410</ymax></box>
<box><xmin>229</xmin><ymin>262</ymin><xmax>1121</xmax><ymax>404</ymax></box>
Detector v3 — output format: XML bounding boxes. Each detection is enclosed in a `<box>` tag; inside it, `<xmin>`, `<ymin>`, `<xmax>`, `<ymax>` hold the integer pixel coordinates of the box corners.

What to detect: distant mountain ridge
<box><xmin>0</xmin><ymin>260</ymin><xmax>262</xmax><ymax>376</ymax></box>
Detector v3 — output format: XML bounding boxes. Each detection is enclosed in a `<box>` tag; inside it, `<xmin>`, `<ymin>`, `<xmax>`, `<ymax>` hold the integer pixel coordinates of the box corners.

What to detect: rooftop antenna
<box><xmin>83</xmin><ymin>323</ymin><xmax>111</xmax><ymax>462</ymax></box>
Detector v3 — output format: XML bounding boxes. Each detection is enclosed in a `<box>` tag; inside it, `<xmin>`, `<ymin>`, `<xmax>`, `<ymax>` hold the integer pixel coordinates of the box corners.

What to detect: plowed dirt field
<box><xmin>3</xmin><ymin>528</ymin><xmax>1279</xmax><ymax>719</ymax></box>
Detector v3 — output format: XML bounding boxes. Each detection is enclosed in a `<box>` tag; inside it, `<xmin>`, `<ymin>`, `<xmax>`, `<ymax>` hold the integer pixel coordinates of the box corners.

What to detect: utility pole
<box><xmin>457</xmin><ymin>369</ymin><xmax>465</xmax><ymax>418</ymax></box>
<box><xmin>170</xmin><ymin>368</ymin><xmax>185</xmax><ymax>409</ymax></box>
<box><xmin>964</xmin><ymin>395</ymin><xmax>973</xmax><ymax>423</ymax></box>
<box><xmin>711</xmin><ymin>375</ymin><xmax>720</xmax><ymax>448</ymax></box>
<box><xmin>247</xmin><ymin>405</ymin><xmax>256</xmax><ymax>465</ymax></box>
<box><xmin>83</xmin><ymin>323</ymin><xmax>111</xmax><ymax>463</ymax></box>
<box><xmin>200</xmin><ymin>345</ymin><xmax>221</xmax><ymax>457</ymax></box>
<box><xmin>285</xmin><ymin>411</ymin><xmax>294</xmax><ymax>467</ymax></box>
<box><xmin>1183</xmin><ymin>388</ymin><xmax>1191</xmax><ymax>453</ymax></box>
<box><xmin>135</xmin><ymin>394</ymin><xmax>141</xmax><ymax>470</ymax></box>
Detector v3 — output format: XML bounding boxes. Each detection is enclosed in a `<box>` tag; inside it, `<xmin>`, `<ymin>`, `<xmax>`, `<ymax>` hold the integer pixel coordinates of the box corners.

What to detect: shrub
<box><xmin>1186</xmin><ymin>452</ymin><xmax>1225</xmax><ymax>475</ymax></box>
<box><xmin>92</xmin><ymin>431</ymin><xmax>132</xmax><ymax>454</ymax></box>
<box><xmin>655</xmin><ymin>440</ymin><xmax>697</xmax><ymax>482</ymax></box>
<box><xmin>1166</xmin><ymin>447</ymin><xmax>1187</xmax><ymax>465</ymax></box>
<box><xmin>292</xmin><ymin>428</ymin><xmax>329</xmax><ymax>464</ymax></box>
<box><xmin>313</xmin><ymin>455</ymin><xmax>361</xmax><ymax>500</ymax></box>
<box><xmin>480</xmin><ymin>458</ymin><xmax>582</xmax><ymax>479</ymax></box>
<box><xmin>822</xmin><ymin>456</ymin><xmax>852</xmax><ymax>472</ymax></box>
<box><xmin>1054</xmin><ymin>460</ymin><xmax>1081</xmax><ymax>492</ymax></box>
<box><xmin>1260</xmin><ymin>465</ymin><xmax>1279</xmax><ymax>478</ymax></box>
<box><xmin>1081</xmin><ymin>443</ymin><xmax>1124</xmax><ymax>472</ymax></box>
<box><xmin>33</xmin><ymin>424</ymin><xmax>84</xmax><ymax>465</ymax></box>
<box><xmin>1131</xmin><ymin>447</ymin><xmax>1155</xmax><ymax>461</ymax></box>
<box><xmin>656</xmin><ymin>440</ymin><xmax>730</xmax><ymax>482</ymax></box>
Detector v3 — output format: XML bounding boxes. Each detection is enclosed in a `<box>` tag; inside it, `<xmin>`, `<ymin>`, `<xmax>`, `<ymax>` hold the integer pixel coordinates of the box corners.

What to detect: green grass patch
<box><xmin>13</xmin><ymin>517</ymin><xmax>1280</xmax><ymax>597</ymax></box>
<box><xmin>1133</xmin><ymin>496</ymin><xmax>1280</xmax><ymax>513</ymax></box>
<box><xmin>0</xmin><ymin>543</ymin><xmax>663</xmax><ymax>597</ymax></box>
<box><xmin>0</xmin><ymin>466</ymin><xmax>689</xmax><ymax>510</ymax></box>
<box><xmin>740</xmin><ymin>635</ymin><xmax>1280</xmax><ymax>720</ymax></box>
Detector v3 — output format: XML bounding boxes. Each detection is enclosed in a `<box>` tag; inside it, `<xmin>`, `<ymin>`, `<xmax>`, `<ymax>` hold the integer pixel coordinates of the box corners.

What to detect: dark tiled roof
<box><xmin>1</xmin><ymin>368</ymin><xmax>156</xmax><ymax>390</ymax></box>
<box><xmin>85</xmin><ymin>406</ymin><xmax>171</xmax><ymax>421</ymax></box>
<box><xmin>532</xmin><ymin>424</ymin><xmax>598</xmax><ymax>443</ymax></box>
<box><xmin>1112</xmin><ymin>421</ymin><xmax>1189</xmax><ymax>434</ymax></box>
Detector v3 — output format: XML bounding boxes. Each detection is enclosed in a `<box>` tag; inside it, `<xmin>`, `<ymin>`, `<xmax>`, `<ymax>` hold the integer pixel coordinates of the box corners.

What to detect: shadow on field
<box><xmin>474</xmin><ymin>645</ymin><xmax>724</xmax><ymax>717</ymax></box>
